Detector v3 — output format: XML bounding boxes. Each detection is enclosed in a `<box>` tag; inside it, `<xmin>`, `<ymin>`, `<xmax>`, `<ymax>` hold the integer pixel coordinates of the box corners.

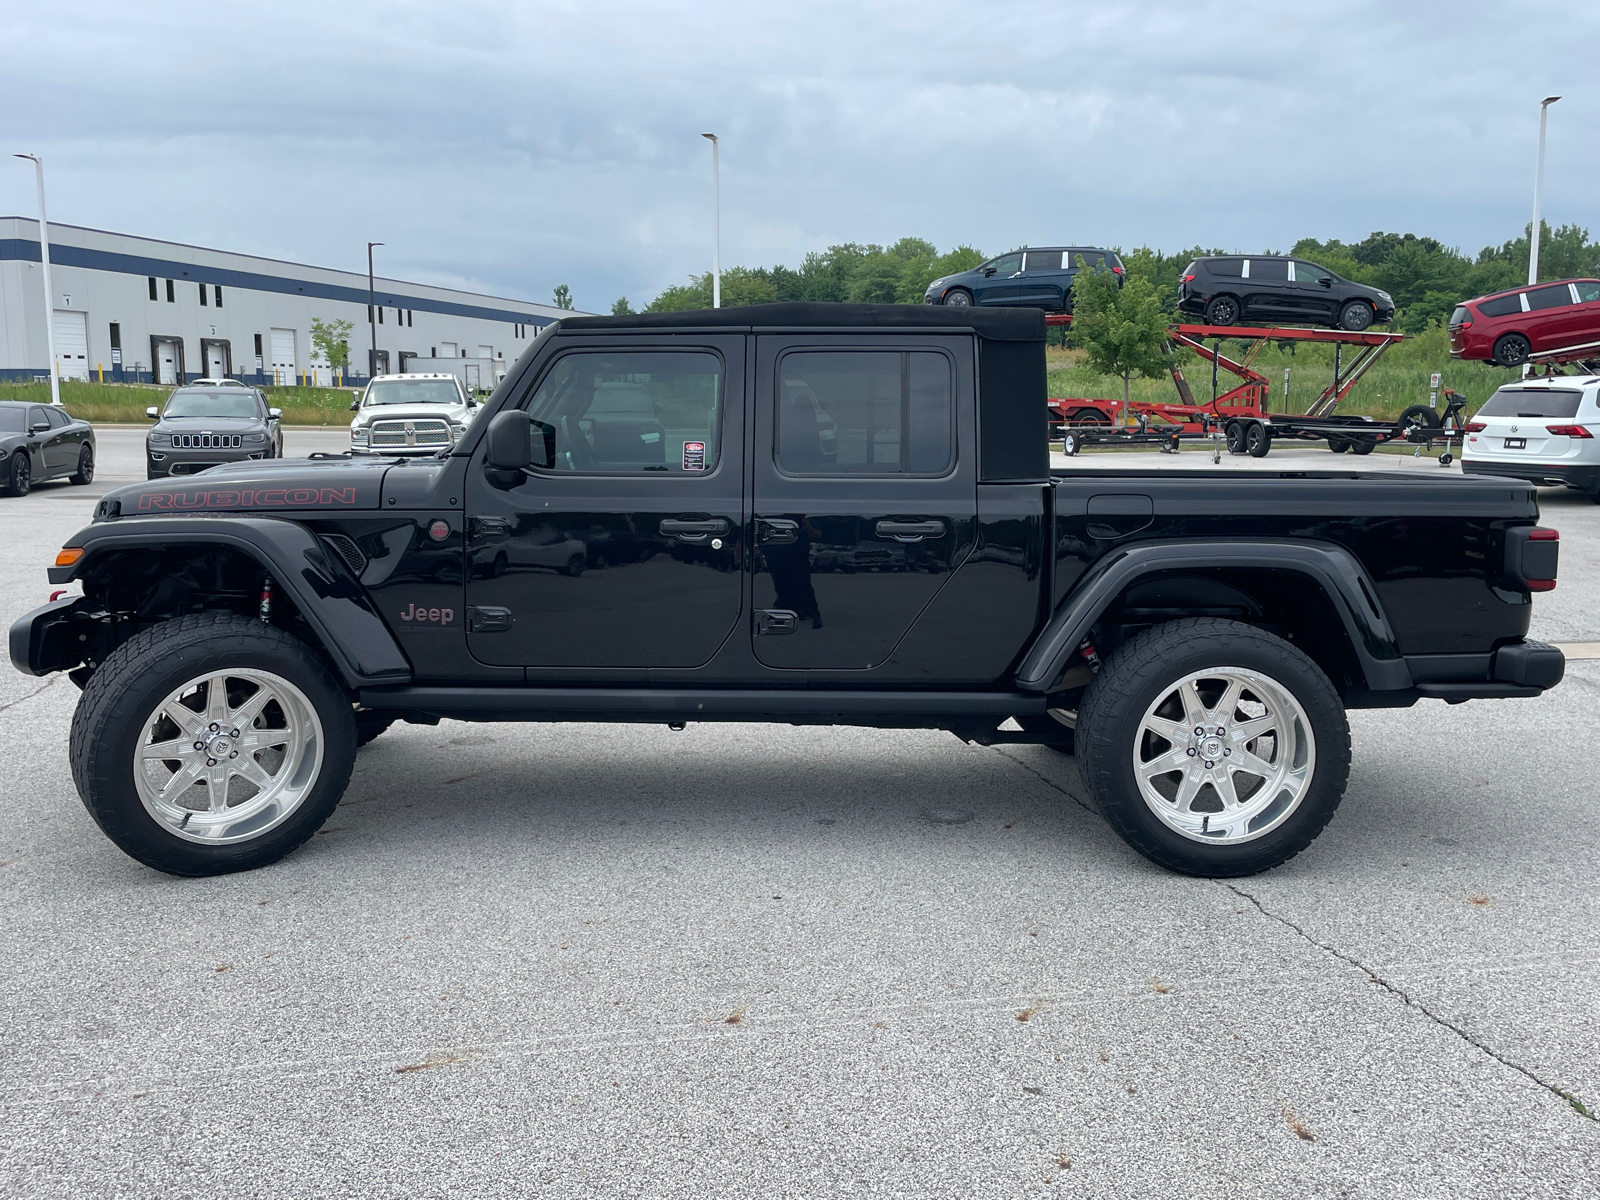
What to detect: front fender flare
<box><xmin>40</xmin><ymin>516</ymin><xmax>411</xmax><ymax>688</ymax></box>
<box><xmin>1014</xmin><ymin>539</ymin><xmax>1411</xmax><ymax>693</ymax></box>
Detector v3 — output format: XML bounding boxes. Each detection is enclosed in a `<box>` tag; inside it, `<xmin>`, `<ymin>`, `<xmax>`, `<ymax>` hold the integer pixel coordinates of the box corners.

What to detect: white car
<box><xmin>349</xmin><ymin>373</ymin><xmax>477</xmax><ymax>456</ymax></box>
<box><xmin>1462</xmin><ymin>375</ymin><xmax>1600</xmax><ymax>501</ymax></box>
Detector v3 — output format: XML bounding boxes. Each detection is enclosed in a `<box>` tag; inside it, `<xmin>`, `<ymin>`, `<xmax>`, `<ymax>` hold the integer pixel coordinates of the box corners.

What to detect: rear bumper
<box><xmin>1387</xmin><ymin>639</ymin><xmax>1566</xmax><ymax>705</ymax></box>
<box><xmin>1462</xmin><ymin>459</ymin><xmax>1600</xmax><ymax>490</ymax></box>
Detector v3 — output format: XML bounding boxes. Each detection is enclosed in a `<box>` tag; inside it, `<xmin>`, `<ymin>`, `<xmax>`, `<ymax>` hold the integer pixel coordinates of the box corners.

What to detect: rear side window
<box><xmin>1023</xmin><ymin>250</ymin><xmax>1063</xmax><ymax>272</ymax></box>
<box><xmin>523</xmin><ymin>351</ymin><xmax>722</xmax><ymax>474</ymax></box>
<box><xmin>1248</xmin><ymin>259</ymin><xmax>1289</xmax><ymax>282</ymax></box>
<box><xmin>777</xmin><ymin>350</ymin><xmax>953</xmax><ymax>475</ymax></box>
<box><xmin>1476</xmin><ymin>295</ymin><xmax>1522</xmax><ymax>318</ymax></box>
<box><xmin>1070</xmin><ymin>251</ymin><xmax>1105</xmax><ymax>270</ymax></box>
<box><xmin>1476</xmin><ymin>387</ymin><xmax>1582</xmax><ymax>418</ymax></box>
<box><xmin>1207</xmin><ymin>258</ymin><xmax>1244</xmax><ymax>278</ymax></box>
<box><xmin>1449</xmin><ymin>307</ymin><xmax>1470</xmax><ymax>326</ymax></box>
<box><xmin>1526</xmin><ymin>285</ymin><xmax>1571</xmax><ymax>312</ymax></box>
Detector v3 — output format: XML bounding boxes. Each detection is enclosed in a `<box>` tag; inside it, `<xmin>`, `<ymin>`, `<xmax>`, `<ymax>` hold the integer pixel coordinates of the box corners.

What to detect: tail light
<box><xmin>1465</xmin><ymin>422</ymin><xmax>1486</xmax><ymax>432</ymax></box>
<box><xmin>1111</xmin><ymin>265</ymin><xmax>1125</xmax><ymax>275</ymax></box>
<box><xmin>1506</xmin><ymin>526</ymin><xmax>1559</xmax><ymax>592</ymax></box>
<box><xmin>1454</xmin><ymin>318</ymin><xmax>1472</xmax><ymax>329</ymax></box>
<box><xmin>1545</xmin><ymin>424</ymin><xmax>1593</xmax><ymax>438</ymax></box>
<box><xmin>1181</xmin><ymin>273</ymin><xmax>1196</xmax><ymax>283</ymax></box>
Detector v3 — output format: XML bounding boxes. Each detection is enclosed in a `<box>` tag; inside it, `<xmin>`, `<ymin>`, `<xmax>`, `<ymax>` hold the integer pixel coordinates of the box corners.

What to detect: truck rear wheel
<box><xmin>69</xmin><ymin>613</ymin><xmax>357</xmax><ymax>876</ymax></box>
<box><xmin>1075</xmin><ymin>618</ymin><xmax>1350</xmax><ymax>877</ymax></box>
<box><xmin>1245</xmin><ymin>422</ymin><xmax>1270</xmax><ymax>457</ymax></box>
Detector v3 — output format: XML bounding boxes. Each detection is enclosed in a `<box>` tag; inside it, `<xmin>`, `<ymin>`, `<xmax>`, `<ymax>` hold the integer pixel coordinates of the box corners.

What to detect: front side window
<box><xmin>523</xmin><ymin>351</ymin><xmax>721</xmax><ymax>474</ymax></box>
<box><xmin>29</xmin><ymin>406</ymin><xmax>52</xmax><ymax>429</ymax></box>
<box><xmin>987</xmin><ymin>253</ymin><xmax>1022</xmax><ymax>275</ymax></box>
<box><xmin>1294</xmin><ymin>261</ymin><xmax>1333</xmax><ymax>284</ymax></box>
<box><xmin>777</xmin><ymin>351</ymin><xmax>952</xmax><ymax>475</ymax></box>
<box><xmin>1526</xmin><ymin>284</ymin><xmax>1572</xmax><ymax>312</ymax></box>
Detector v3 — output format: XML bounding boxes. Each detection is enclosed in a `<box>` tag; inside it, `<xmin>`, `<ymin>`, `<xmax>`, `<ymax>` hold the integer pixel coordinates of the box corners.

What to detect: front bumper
<box><xmin>1462</xmin><ymin>459</ymin><xmax>1600</xmax><ymax>491</ymax></box>
<box><xmin>148</xmin><ymin>448</ymin><xmax>265</xmax><ymax>476</ymax></box>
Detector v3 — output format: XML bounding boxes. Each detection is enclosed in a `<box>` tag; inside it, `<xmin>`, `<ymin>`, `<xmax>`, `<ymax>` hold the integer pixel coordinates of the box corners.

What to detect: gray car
<box><xmin>0</xmin><ymin>401</ymin><xmax>96</xmax><ymax>496</ymax></box>
<box><xmin>146</xmin><ymin>384</ymin><xmax>282</xmax><ymax>479</ymax></box>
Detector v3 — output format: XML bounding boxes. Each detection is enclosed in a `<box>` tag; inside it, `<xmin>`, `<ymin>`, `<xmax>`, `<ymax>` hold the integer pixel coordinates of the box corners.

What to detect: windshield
<box><xmin>163</xmin><ymin>391</ymin><xmax>261</xmax><ymax>418</ymax></box>
<box><xmin>0</xmin><ymin>408</ymin><xmax>27</xmax><ymax>432</ymax></box>
<box><xmin>365</xmin><ymin>380</ymin><xmax>460</xmax><ymax>406</ymax></box>
<box><xmin>1476</xmin><ymin>387</ymin><xmax>1583</xmax><ymax>419</ymax></box>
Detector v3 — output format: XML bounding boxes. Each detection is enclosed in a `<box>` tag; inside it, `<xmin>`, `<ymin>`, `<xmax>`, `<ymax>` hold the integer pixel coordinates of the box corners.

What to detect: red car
<box><xmin>1450</xmin><ymin>278</ymin><xmax>1600</xmax><ymax>366</ymax></box>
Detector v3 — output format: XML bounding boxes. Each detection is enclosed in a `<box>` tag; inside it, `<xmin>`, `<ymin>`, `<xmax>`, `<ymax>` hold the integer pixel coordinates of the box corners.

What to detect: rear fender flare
<box><xmin>1014</xmin><ymin>539</ymin><xmax>1410</xmax><ymax>693</ymax></box>
<box><xmin>43</xmin><ymin>516</ymin><xmax>411</xmax><ymax>688</ymax></box>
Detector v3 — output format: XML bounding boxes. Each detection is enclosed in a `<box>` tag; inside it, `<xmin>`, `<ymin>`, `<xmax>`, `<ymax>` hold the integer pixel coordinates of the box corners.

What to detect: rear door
<box><xmin>1241</xmin><ymin>258</ymin><xmax>1292</xmax><ymax>322</ymax></box>
<box><xmin>463</xmin><ymin>336</ymin><xmax>745</xmax><ymax>669</ymax></box>
<box><xmin>1015</xmin><ymin>249</ymin><xmax>1071</xmax><ymax>308</ymax></box>
<box><xmin>1524</xmin><ymin>283</ymin><xmax>1584</xmax><ymax>351</ymax></box>
<box><xmin>750</xmin><ymin>335</ymin><xmax>977</xmax><ymax>670</ymax></box>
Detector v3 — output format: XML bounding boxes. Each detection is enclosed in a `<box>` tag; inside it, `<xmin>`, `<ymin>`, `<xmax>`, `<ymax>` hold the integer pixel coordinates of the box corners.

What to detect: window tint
<box><xmin>1208</xmin><ymin>258</ymin><xmax>1244</xmax><ymax>278</ymax></box>
<box><xmin>1070</xmin><ymin>251</ymin><xmax>1105</xmax><ymax>270</ymax></box>
<box><xmin>1574</xmin><ymin>281</ymin><xmax>1600</xmax><ymax>303</ymax></box>
<box><xmin>1526</xmin><ymin>284</ymin><xmax>1571</xmax><ymax>312</ymax></box>
<box><xmin>1476</xmin><ymin>387</ymin><xmax>1582</xmax><ymax>419</ymax></box>
<box><xmin>1476</xmin><ymin>294</ymin><xmax>1521</xmax><ymax>318</ymax></box>
<box><xmin>1449</xmin><ymin>307</ymin><xmax>1470</xmax><ymax>326</ymax></box>
<box><xmin>777</xmin><ymin>351</ymin><xmax>952</xmax><ymax>475</ymax></box>
<box><xmin>1294</xmin><ymin>261</ymin><xmax>1332</xmax><ymax>284</ymax></box>
<box><xmin>988</xmin><ymin>253</ymin><xmax>1022</xmax><ymax>275</ymax></box>
<box><xmin>1023</xmin><ymin>250</ymin><xmax>1062</xmax><ymax>272</ymax></box>
<box><xmin>524</xmin><ymin>351</ymin><xmax>721</xmax><ymax>474</ymax></box>
<box><xmin>29</xmin><ymin>406</ymin><xmax>51</xmax><ymax>428</ymax></box>
<box><xmin>46</xmin><ymin>407</ymin><xmax>70</xmax><ymax>428</ymax></box>
<box><xmin>1248</xmin><ymin>258</ymin><xmax>1289</xmax><ymax>282</ymax></box>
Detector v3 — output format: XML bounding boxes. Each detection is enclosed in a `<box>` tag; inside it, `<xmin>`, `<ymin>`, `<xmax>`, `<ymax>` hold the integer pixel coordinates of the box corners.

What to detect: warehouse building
<box><xmin>0</xmin><ymin>218</ymin><xmax>575</xmax><ymax>388</ymax></box>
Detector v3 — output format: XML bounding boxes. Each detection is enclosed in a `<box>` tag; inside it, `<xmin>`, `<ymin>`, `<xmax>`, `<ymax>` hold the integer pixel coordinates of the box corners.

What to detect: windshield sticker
<box><xmin>136</xmin><ymin>487</ymin><xmax>359</xmax><ymax>511</ymax></box>
<box><xmin>683</xmin><ymin>441</ymin><xmax>706</xmax><ymax>471</ymax></box>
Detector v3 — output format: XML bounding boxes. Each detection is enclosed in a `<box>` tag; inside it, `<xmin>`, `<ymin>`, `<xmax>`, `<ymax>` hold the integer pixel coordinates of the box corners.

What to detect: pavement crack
<box><xmin>0</xmin><ymin>675</ymin><xmax>62</xmax><ymax>714</ymax></box>
<box><xmin>1224</xmin><ymin>882</ymin><xmax>1596</xmax><ymax>1123</ymax></box>
<box><xmin>989</xmin><ymin>747</ymin><xmax>1095</xmax><ymax>815</ymax></box>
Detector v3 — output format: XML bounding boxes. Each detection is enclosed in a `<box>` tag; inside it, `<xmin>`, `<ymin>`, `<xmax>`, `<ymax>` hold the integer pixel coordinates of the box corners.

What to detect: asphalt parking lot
<box><xmin>2</xmin><ymin>439</ymin><xmax>1598</xmax><ymax>1197</ymax></box>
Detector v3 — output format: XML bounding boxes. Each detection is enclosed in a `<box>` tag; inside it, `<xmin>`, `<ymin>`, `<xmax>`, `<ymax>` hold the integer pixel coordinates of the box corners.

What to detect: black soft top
<box><xmin>559</xmin><ymin>302</ymin><xmax>1045</xmax><ymax>343</ymax></box>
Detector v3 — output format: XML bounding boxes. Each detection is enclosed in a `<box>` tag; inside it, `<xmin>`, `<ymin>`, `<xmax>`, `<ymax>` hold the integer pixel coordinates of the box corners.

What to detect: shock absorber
<box><xmin>259</xmin><ymin>577</ymin><xmax>274</xmax><ymax>624</ymax></box>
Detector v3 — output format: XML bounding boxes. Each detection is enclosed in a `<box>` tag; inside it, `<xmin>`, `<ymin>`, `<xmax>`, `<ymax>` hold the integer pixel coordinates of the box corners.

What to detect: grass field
<box><xmin>0</xmin><ymin>379</ymin><xmax>361</xmax><ymax>426</ymax></box>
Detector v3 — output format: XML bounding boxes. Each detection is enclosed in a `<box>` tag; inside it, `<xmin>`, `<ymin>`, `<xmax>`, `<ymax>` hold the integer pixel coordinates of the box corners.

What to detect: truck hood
<box><xmin>98</xmin><ymin>455</ymin><xmax>395</xmax><ymax>519</ymax></box>
<box><xmin>353</xmin><ymin>403</ymin><xmax>470</xmax><ymax>424</ymax></box>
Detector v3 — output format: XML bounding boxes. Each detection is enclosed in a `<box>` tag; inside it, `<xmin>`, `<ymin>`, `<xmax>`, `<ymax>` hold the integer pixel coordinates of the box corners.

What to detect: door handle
<box><xmin>660</xmin><ymin>517</ymin><xmax>729</xmax><ymax>541</ymax></box>
<box><xmin>875</xmin><ymin>519</ymin><xmax>945</xmax><ymax>542</ymax></box>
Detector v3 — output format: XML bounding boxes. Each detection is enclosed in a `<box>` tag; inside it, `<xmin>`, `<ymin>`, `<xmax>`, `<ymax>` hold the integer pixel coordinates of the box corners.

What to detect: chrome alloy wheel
<box><xmin>132</xmin><ymin>668</ymin><xmax>325</xmax><ymax>844</ymax></box>
<box><xmin>1131</xmin><ymin>667</ymin><xmax>1315</xmax><ymax>844</ymax></box>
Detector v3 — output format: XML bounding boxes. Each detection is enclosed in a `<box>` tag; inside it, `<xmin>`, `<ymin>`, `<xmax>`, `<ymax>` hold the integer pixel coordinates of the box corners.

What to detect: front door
<box><xmin>1289</xmin><ymin>260</ymin><xmax>1338</xmax><ymax>324</ymax></box>
<box><xmin>751</xmin><ymin>335</ymin><xmax>977</xmax><ymax>671</ymax></box>
<box><xmin>463</xmin><ymin>337</ymin><xmax>745</xmax><ymax>669</ymax></box>
<box><xmin>972</xmin><ymin>252</ymin><xmax>1024</xmax><ymax>306</ymax></box>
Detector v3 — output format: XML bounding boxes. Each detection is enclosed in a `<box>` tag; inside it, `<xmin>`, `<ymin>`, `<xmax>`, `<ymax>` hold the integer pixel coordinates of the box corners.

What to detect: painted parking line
<box><xmin>1552</xmin><ymin>642</ymin><xmax>1600</xmax><ymax>660</ymax></box>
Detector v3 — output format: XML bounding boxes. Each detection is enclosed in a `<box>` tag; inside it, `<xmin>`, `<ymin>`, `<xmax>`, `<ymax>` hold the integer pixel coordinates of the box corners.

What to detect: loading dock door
<box><xmin>155</xmin><ymin>339</ymin><xmax>180</xmax><ymax>385</ymax></box>
<box><xmin>52</xmin><ymin>310</ymin><xmax>90</xmax><ymax>380</ymax></box>
<box><xmin>205</xmin><ymin>342</ymin><xmax>228</xmax><ymax>377</ymax></box>
<box><xmin>270</xmin><ymin>328</ymin><xmax>297</xmax><ymax>386</ymax></box>
<box><xmin>439</xmin><ymin>341</ymin><xmax>458</xmax><ymax>358</ymax></box>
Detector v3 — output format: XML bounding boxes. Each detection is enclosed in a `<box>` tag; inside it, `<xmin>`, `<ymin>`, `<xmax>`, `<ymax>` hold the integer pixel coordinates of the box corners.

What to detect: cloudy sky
<box><xmin>3</xmin><ymin>1</ymin><xmax>1593</xmax><ymax>312</ymax></box>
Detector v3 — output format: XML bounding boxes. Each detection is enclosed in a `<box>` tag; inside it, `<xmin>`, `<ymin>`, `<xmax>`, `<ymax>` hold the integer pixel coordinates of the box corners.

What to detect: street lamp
<box><xmin>701</xmin><ymin>133</ymin><xmax>720</xmax><ymax>308</ymax></box>
<box><xmin>1528</xmin><ymin>96</ymin><xmax>1560</xmax><ymax>287</ymax></box>
<box><xmin>367</xmin><ymin>241</ymin><xmax>384</xmax><ymax>381</ymax></box>
<box><xmin>13</xmin><ymin>153</ymin><xmax>60</xmax><ymax>406</ymax></box>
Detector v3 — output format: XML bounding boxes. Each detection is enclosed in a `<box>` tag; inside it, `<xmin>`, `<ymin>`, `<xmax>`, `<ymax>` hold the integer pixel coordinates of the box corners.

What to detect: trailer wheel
<box><xmin>1350</xmin><ymin>439</ymin><xmax>1375</xmax><ymax>455</ymax></box>
<box><xmin>1338</xmin><ymin>302</ymin><xmax>1374</xmax><ymax>332</ymax></box>
<box><xmin>1246</xmin><ymin>422</ymin><xmax>1270</xmax><ymax>457</ymax></box>
<box><xmin>1439</xmin><ymin>452</ymin><xmax>1454</xmax><ymax>466</ymax></box>
<box><xmin>1224</xmin><ymin>422</ymin><xmax>1247</xmax><ymax>454</ymax></box>
<box><xmin>1062</xmin><ymin>430</ymin><xmax>1081</xmax><ymax>456</ymax></box>
<box><xmin>1326</xmin><ymin>437</ymin><xmax>1350</xmax><ymax>453</ymax></box>
<box><xmin>1397</xmin><ymin>404</ymin><xmax>1440</xmax><ymax>433</ymax></box>
<box><xmin>1204</xmin><ymin>296</ymin><xmax>1241</xmax><ymax>326</ymax></box>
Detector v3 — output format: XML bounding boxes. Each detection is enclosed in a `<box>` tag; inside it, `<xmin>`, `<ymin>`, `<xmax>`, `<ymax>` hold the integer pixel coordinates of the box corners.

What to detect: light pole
<box><xmin>367</xmin><ymin>241</ymin><xmax>384</xmax><ymax>381</ymax></box>
<box><xmin>701</xmin><ymin>133</ymin><xmax>720</xmax><ymax>308</ymax></box>
<box><xmin>13</xmin><ymin>154</ymin><xmax>60</xmax><ymax>406</ymax></box>
<box><xmin>1528</xmin><ymin>95</ymin><xmax>1560</xmax><ymax>287</ymax></box>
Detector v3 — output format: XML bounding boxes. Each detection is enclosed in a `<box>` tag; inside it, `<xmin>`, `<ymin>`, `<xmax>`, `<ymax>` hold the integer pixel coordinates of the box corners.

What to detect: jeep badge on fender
<box><xmin>399</xmin><ymin>603</ymin><xmax>455</xmax><ymax>624</ymax></box>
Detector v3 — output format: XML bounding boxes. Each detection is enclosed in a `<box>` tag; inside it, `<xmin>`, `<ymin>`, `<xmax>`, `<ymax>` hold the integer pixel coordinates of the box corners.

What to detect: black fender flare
<box><xmin>35</xmin><ymin>516</ymin><xmax>411</xmax><ymax>687</ymax></box>
<box><xmin>1014</xmin><ymin>538</ymin><xmax>1411</xmax><ymax>693</ymax></box>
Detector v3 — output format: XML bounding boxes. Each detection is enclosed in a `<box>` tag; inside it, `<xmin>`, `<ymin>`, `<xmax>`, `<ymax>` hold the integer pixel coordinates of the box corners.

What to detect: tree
<box><xmin>1070</xmin><ymin>268</ymin><xmax>1171</xmax><ymax>410</ymax></box>
<box><xmin>309</xmin><ymin>317</ymin><xmax>352</xmax><ymax>374</ymax></box>
<box><xmin>553</xmin><ymin>284</ymin><xmax>574</xmax><ymax>310</ymax></box>
<box><xmin>611</xmin><ymin>297</ymin><xmax>634</xmax><ymax>316</ymax></box>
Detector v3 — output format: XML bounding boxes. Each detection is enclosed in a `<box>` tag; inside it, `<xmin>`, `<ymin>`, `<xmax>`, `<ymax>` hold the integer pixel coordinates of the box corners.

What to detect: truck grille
<box><xmin>171</xmin><ymin>433</ymin><xmax>243</xmax><ymax>449</ymax></box>
<box><xmin>370</xmin><ymin>419</ymin><xmax>452</xmax><ymax>448</ymax></box>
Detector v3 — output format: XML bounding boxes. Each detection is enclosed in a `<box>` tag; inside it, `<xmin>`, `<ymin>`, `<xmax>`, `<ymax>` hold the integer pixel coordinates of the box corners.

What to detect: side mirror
<box><xmin>349</xmin><ymin>399</ymin><xmax>360</xmax><ymax>411</ymax></box>
<box><xmin>983</xmin><ymin>267</ymin><xmax>997</xmax><ymax>277</ymax></box>
<box><xmin>268</xmin><ymin>407</ymin><xmax>282</xmax><ymax>419</ymax></box>
<box><xmin>30</xmin><ymin>421</ymin><xmax>50</xmax><ymax>433</ymax></box>
<box><xmin>467</xmin><ymin>399</ymin><xmax>479</xmax><ymax>409</ymax></box>
<box><xmin>146</xmin><ymin>406</ymin><xmax>160</xmax><ymax>420</ymax></box>
<box><xmin>483</xmin><ymin>409</ymin><xmax>532</xmax><ymax>486</ymax></box>
<box><xmin>1320</xmin><ymin>278</ymin><xmax>1332</xmax><ymax>288</ymax></box>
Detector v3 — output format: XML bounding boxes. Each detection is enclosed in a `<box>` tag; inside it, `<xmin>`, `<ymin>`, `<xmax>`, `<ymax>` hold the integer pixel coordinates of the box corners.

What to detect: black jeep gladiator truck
<box><xmin>10</xmin><ymin>304</ymin><xmax>1566</xmax><ymax>878</ymax></box>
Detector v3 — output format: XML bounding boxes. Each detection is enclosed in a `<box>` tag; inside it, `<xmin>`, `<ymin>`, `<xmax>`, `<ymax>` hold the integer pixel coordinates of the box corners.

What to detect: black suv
<box><xmin>1177</xmin><ymin>256</ymin><xmax>1394</xmax><ymax>330</ymax></box>
<box><xmin>926</xmin><ymin>247</ymin><xmax>1124</xmax><ymax>312</ymax></box>
<box><xmin>145</xmin><ymin>383</ymin><xmax>282</xmax><ymax>479</ymax></box>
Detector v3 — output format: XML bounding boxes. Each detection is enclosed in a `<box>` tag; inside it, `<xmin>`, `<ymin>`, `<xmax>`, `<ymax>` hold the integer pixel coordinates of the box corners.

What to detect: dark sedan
<box><xmin>925</xmin><ymin>246</ymin><xmax>1125</xmax><ymax>312</ymax></box>
<box><xmin>146</xmin><ymin>383</ymin><xmax>282</xmax><ymax>479</ymax></box>
<box><xmin>0</xmin><ymin>401</ymin><xmax>95</xmax><ymax>496</ymax></box>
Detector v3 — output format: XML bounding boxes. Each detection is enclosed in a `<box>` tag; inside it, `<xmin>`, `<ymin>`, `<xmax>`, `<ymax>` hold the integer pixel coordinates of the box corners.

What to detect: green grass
<box><xmin>1048</xmin><ymin>325</ymin><xmax>1514</xmax><ymax>422</ymax></box>
<box><xmin>0</xmin><ymin>379</ymin><xmax>362</xmax><ymax>426</ymax></box>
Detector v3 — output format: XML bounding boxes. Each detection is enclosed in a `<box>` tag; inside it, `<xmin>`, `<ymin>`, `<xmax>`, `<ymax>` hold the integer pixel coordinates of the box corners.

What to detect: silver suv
<box><xmin>349</xmin><ymin>373</ymin><xmax>477</xmax><ymax>456</ymax></box>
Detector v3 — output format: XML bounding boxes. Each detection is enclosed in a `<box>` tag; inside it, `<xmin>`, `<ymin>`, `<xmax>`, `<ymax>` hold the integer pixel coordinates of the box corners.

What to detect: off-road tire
<box><xmin>70</xmin><ymin>445</ymin><xmax>94</xmax><ymax>485</ymax></box>
<box><xmin>3</xmin><ymin>453</ymin><xmax>31</xmax><ymax>497</ymax></box>
<box><xmin>1338</xmin><ymin>302</ymin><xmax>1374</xmax><ymax>332</ymax></box>
<box><xmin>1204</xmin><ymin>295</ymin><xmax>1241</xmax><ymax>326</ymax></box>
<box><xmin>1492</xmin><ymin>333</ymin><xmax>1531</xmax><ymax>367</ymax></box>
<box><xmin>70</xmin><ymin>613</ymin><xmax>357</xmax><ymax>876</ymax></box>
<box><xmin>1076</xmin><ymin>618</ymin><xmax>1351</xmax><ymax>876</ymax></box>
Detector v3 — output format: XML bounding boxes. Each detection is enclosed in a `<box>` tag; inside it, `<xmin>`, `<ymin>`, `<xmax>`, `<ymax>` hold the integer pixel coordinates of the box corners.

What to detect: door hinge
<box><xmin>466</xmin><ymin>605</ymin><xmax>514</xmax><ymax>633</ymax></box>
<box><xmin>757</xmin><ymin>518</ymin><xmax>799</xmax><ymax>545</ymax></box>
<box><xmin>755</xmin><ymin>609</ymin><xmax>799</xmax><ymax>635</ymax></box>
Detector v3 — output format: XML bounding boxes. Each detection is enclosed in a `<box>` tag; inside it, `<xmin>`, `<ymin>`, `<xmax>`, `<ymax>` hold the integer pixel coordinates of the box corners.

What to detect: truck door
<box><xmin>462</xmin><ymin>336</ymin><xmax>745</xmax><ymax>669</ymax></box>
<box><xmin>751</xmin><ymin>335</ymin><xmax>977</xmax><ymax>670</ymax></box>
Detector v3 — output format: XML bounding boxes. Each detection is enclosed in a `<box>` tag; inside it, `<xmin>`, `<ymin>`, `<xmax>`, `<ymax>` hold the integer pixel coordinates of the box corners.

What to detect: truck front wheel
<box><xmin>1075</xmin><ymin>618</ymin><xmax>1350</xmax><ymax>877</ymax></box>
<box><xmin>69</xmin><ymin>613</ymin><xmax>357</xmax><ymax>876</ymax></box>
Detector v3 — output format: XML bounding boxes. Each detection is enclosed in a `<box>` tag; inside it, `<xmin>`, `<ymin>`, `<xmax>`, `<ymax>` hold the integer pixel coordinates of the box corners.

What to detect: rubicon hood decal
<box><xmin>104</xmin><ymin>456</ymin><xmax>392</xmax><ymax>515</ymax></box>
<box><xmin>136</xmin><ymin>486</ymin><xmax>361</xmax><ymax>511</ymax></box>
